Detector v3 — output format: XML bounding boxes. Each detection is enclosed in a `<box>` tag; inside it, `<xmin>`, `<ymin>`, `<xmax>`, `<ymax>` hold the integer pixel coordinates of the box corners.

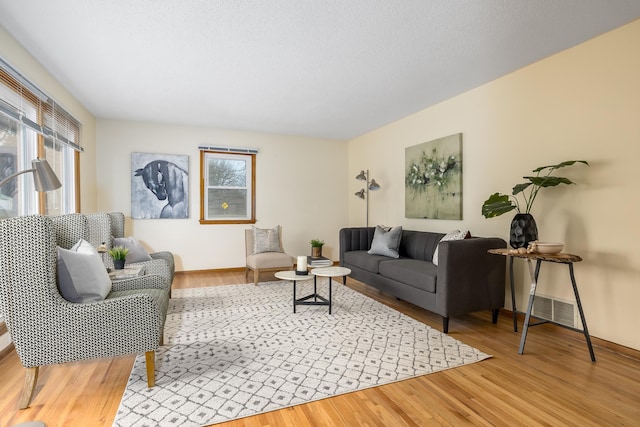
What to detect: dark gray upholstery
<box><xmin>340</xmin><ymin>227</ymin><xmax>507</xmax><ymax>332</ymax></box>
<box><xmin>379</xmin><ymin>258</ymin><xmax>438</xmax><ymax>293</ymax></box>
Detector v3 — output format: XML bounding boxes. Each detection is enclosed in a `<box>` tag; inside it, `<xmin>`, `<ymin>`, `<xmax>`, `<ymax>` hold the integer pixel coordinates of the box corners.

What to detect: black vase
<box><xmin>510</xmin><ymin>213</ymin><xmax>538</xmax><ymax>249</ymax></box>
<box><xmin>113</xmin><ymin>259</ymin><xmax>126</xmax><ymax>270</ymax></box>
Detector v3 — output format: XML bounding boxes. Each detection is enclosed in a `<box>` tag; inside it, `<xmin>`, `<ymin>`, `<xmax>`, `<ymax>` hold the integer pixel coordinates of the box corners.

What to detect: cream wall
<box><xmin>0</xmin><ymin>25</ymin><xmax>98</xmax><ymax>212</ymax></box>
<box><xmin>96</xmin><ymin>120</ymin><xmax>348</xmax><ymax>271</ymax></box>
<box><xmin>2</xmin><ymin>18</ymin><xmax>639</xmax><ymax>351</ymax></box>
<box><xmin>348</xmin><ymin>20</ymin><xmax>640</xmax><ymax>350</ymax></box>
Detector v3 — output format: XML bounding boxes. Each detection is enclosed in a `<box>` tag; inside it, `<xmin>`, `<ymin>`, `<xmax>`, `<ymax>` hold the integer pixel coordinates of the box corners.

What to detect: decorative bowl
<box><xmin>535</xmin><ymin>242</ymin><xmax>564</xmax><ymax>254</ymax></box>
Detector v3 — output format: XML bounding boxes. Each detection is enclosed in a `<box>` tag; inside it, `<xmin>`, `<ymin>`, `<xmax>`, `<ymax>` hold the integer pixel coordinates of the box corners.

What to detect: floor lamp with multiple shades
<box><xmin>0</xmin><ymin>157</ymin><xmax>59</xmax><ymax>427</ymax></box>
<box><xmin>354</xmin><ymin>169</ymin><xmax>380</xmax><ymax>227</ymax></box>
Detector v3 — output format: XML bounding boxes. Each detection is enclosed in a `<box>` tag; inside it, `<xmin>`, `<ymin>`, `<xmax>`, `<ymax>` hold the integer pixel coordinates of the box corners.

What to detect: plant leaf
<box><xmin>531</xmin><ymin>160</ymin><xmax>589</xmax><ymax>173</ymax></box>
<box><xmin>512</xmin><ymin>182</ymin><xmax>532</xmax><ymax>195</ymax></box>
<box><xmin>525</xmin><ymin>176</ymin><xmax>575</xmax><ymax>187</ymax></box>
<box><xmin>482</xmin><ymin>193</ymin><xmax>517</xmax><ymax>218</ymax></box>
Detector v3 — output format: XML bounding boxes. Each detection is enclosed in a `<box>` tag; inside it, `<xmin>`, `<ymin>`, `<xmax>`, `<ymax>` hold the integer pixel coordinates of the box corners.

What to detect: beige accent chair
<box><xmin>245</xmin><ymin>228</ymin><xmax>293</xmax><ymax>285</ymax></box>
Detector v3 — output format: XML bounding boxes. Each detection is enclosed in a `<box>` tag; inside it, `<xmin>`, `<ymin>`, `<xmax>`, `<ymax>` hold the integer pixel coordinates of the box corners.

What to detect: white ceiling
<box><xmin>1</xmin><ymin>1</ymin><xmax>639</xmax><ymax>140</ymax></box>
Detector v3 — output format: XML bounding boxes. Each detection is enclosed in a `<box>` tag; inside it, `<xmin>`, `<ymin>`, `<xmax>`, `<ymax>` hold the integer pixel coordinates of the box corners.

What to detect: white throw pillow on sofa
<box><xmin>433</xmin><ymin>229</ymin><xmax>470</xmax><ymax>266</ymax></box>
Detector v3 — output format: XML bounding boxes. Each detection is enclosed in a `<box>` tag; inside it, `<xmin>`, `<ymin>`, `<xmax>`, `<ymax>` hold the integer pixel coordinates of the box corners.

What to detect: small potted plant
<box><xmin>482</xmin><ymin>160</ymin><xmax>589</xmax><ymax>248</ymax></box>
<box><xmin>310</xmin><ymin>239</ymin><xmax>325</xmax><ymax>258</ymax></box>
<box><xmin>109</xmin><ymin>245</ymin><xmax>130</xmax><ymax>270</ymax></box>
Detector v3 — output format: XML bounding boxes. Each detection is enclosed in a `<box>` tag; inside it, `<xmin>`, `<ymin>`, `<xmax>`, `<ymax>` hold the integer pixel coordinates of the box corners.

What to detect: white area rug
<box><xmin>113</xmin><ymin>281</ymin><xmax>490</xmax><ymax>426</ymax></box>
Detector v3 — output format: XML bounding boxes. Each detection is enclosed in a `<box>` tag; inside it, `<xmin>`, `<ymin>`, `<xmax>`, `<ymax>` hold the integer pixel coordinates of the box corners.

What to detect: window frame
<box><xmin>0</xmin><ymin>63</ymin><xmax>80</xmax><ymax>216</ymax></box>
<box><xmin>199</xmin><ymin>149</ymin><xmax>256</xmax><ymax>224</ymax></box>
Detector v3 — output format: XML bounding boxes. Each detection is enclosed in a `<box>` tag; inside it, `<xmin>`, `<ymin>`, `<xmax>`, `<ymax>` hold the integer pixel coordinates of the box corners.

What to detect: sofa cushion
<box><xmin>378</xmin><ymin>258</ymin><xmax>438</xmax><ymax>293</ymax></box>
<box><xmin>246</xmin><ymin>251</ymin><xmax>292</xmax><ymax>269</ymax></box>
<box><xmin>368</xmin><ymin>225</ymin><xmax>402</xmax><ymax>258</ymax></box>
<box><xmin>343</xmin><ymin>250</ymin><xmax>390</xmax><ymax>274</ymax></box>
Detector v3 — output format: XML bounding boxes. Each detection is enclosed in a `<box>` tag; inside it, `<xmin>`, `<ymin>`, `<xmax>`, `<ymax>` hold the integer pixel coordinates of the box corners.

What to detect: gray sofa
<box><xmin>340</xmin><ymin>227</ymin><xmax>507</xmax><ymax>333</ymax></box>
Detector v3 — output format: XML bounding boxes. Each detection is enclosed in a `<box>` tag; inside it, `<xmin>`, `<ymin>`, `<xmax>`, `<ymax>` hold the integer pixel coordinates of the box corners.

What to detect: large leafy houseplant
<box><xmin>482</xmin><ymin>160</ymin><xmax>589</xmax><ymax>218</ymax></box>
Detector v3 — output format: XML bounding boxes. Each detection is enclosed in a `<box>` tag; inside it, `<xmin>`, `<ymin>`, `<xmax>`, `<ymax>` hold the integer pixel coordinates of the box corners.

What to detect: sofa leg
<box><xmin>492</xmin><ymin>308</ymin><xmax>500</xmax><ymax>324</ymax></box>
<box><xmin>442</xmin><ymin>317</ymin><xmax>449</xmax><ymax>334</ymax></box>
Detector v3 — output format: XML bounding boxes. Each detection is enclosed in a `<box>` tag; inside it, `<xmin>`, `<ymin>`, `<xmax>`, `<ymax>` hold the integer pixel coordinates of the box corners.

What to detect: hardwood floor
<box><xmin>1</xmin><ymin>269</ymin><xmax>639</xmax><ymax>426</ymax></box>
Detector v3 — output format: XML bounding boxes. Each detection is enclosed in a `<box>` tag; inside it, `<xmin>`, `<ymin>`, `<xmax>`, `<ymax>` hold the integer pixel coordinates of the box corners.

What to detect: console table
<box><xmin>488</xmin><ymin>248</ymin><xmax>596</xmax><ymax>362</ymax></box>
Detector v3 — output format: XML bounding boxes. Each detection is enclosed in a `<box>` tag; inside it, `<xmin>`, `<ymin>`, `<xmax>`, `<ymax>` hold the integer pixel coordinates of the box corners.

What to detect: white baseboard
<box><xmin>0</xmin><ymin>331</ymin><xmax>11</xmax><ymax>355</ymax></box>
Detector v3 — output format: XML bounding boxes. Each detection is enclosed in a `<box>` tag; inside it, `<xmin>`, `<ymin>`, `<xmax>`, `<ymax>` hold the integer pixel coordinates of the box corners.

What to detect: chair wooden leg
<box><xmin>18</xmin><ymin>366</ymin><xmax>39</xmax><ymax>409</ymax></box>
<box><xmin>145</xmin><ymin>351</ymin><xmax>155</xmax><ymax>388</ymax></box>
<box><xmin>253</xmin><ymin>269</ymin><xmax>259</xmax><ymax>286</ymax></box>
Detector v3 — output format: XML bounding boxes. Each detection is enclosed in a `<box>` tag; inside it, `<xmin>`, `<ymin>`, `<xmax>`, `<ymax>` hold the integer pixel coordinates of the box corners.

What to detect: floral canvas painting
<box><xmin>405</xmin><ymin>133</ymin><xmax>462</xmax><ymax>219</ymax></box>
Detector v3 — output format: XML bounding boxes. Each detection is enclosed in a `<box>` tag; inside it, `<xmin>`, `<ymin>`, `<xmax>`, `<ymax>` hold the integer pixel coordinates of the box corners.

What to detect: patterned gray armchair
<box><xmin>107</xmin><ymin>212</ymin><xmax>175</xmax><ymax>281</ymax></box>
<box><xmin>0</xmin><ymin>215</ymin><xmax>168</xmax><ymax>409</ymax></box>
<box><xmin>51</xmin><ymin>213</ymin><xmax>172</xmax><ymax>295</ymax></box>
<box><xmin>84</xmin><ymin>212</ymin><xmax>175</xmax><ymax>288</ymax></box>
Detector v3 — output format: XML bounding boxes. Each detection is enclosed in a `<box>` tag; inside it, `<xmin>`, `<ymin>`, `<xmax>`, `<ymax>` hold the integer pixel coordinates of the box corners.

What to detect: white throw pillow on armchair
<box><xmin>252</xmin><ymin>225</ymin><xmax>283</xmax><ymax>254</ymax></box>
<box><xmin>57</xmin><ymin>239</ymin><xmax>112</xmax><ymax>303</ymax></box>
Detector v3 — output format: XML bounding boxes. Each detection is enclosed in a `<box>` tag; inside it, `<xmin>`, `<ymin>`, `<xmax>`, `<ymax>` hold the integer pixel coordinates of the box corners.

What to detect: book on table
<box><xmin>109</xmin><ymin>265</ymin><xmax>145</xmax><ymax>280</ymax></box>
<box><xmin>308</xmin><ymin>256</ymin><xmax>332</xmax><ymax>267</ymax></box>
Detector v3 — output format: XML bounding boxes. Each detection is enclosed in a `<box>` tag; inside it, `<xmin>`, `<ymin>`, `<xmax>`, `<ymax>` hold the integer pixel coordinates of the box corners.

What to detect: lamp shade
<box><xmin>355</xmin><ymin>170</ymin><xmax>367</xmax><ymax>181</ymax></box>
<box><xmin>31</xmin><ymin>158</ymin><xmax>62</xmax><ymax>192</ymax></box>
<box><xmin>354</xmin><ymin>189</ymin><xmax>365</xmax><ymax>199</ymax></box>
<box><xmin>368</xmin><ymin>179</ymin><xmax>380</xmax><ymax>191</ymax></box>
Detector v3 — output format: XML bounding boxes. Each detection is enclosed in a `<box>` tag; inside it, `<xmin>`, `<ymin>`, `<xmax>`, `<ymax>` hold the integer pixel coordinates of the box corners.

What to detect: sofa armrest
<box><xmin>436</xmin><ymin>237</ymin><xmax>507</xmax><ymax>317</ymax></box>
<box><xmin>339</xmin><ymin>227</ymin><xmax>375</xmax><ymax>264</ymax></box>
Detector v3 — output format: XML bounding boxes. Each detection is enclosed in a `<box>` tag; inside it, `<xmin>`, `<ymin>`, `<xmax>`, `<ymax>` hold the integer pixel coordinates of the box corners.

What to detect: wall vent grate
<box><xmin>532</xmin><ymin>294</ymin><xmax>577</xmax><ymax>328</ymax></box>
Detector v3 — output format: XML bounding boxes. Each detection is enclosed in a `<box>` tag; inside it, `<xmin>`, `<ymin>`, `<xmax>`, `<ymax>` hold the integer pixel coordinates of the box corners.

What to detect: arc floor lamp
<box><xmin>354</xmin><ymin>169</ymin><xmax>380</xmax><ymax>227</ymax></box>
<box><xmin>0</xmin><ymin>158</ymin><xmax>61</xmax><ymax>192</ymax></box>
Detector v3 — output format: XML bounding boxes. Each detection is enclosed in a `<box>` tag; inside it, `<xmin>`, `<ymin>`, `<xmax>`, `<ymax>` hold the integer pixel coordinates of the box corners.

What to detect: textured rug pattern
<box><xmin>113</xmin><ymin>281</ymin><xmax>490</xmax><ymax>426</ymax></box>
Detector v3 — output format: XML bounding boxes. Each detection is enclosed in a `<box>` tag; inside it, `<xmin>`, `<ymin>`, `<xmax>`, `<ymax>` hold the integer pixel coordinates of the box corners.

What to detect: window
<box><xmin>200</xmin><ymin>150</ymin><xmax>255</xmax><ymax>224</ymax></box>
<box><xmin>0</xmin><ymin>59</ymin><xmax>81</xmax><ymax>323</ymax></box>
<box><xmin>0</xmin><ymin>58</ymin><xmax>80</xmax><ymax>217</ymax></box>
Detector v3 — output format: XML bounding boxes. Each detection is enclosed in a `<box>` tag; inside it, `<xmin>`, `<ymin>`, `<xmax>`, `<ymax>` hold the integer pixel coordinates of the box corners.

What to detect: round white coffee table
<box><xmin>276</xmin><ymin>266</ymin><xmax>351</xmax><ymax>314</ymax></box>
<box><xmin>275</xmin><ymin>270</ymin><xmax>314</xmax><ymax>313</ymax></box>
<box><xmin>310</xmin><ymin>266</ymin><xmax>351</xmax><ymax>314</ymax></box>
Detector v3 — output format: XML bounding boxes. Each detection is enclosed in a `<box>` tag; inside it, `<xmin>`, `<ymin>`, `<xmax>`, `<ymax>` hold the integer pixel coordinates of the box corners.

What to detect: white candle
<box><xmin>297</xmin><ymin>255</ymin><xmax>307</xmax><ymax>271</ymax></box>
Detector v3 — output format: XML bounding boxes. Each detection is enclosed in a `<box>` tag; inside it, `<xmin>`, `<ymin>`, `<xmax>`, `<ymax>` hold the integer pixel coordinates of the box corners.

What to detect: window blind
<box><xmin>198</xmin><ymin>145</ymin><xmax>258</xmax><ymax>154</ymax></box>
<box><xmin>0</xmin><ymin>57</ymin><xmax>82</xmax><ymax>152</ymax></box>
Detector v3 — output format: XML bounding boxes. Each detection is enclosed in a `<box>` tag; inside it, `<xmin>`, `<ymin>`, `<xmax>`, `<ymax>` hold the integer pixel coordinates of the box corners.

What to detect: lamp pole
<box><xmin>355</xmin><ymin>169</ymin><xmax>380</xmax><ymax>228</ymax></box>
<box><xmin>365</xmin><ymin>170</ymin><xmax>370</xmax><ymax>228</ymax></box>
